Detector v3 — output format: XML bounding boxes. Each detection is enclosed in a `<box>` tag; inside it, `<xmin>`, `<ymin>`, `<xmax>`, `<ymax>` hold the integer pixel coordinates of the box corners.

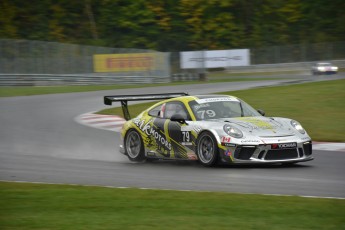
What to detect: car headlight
<box><xmin>317</xmin><ymin>67</ymin><xmax>325</xmax><ymax>71</ymax></box>
<box><xmin>223</xmin><ymin>124</ymin><xmax>243</xmax><ymax>138</ymax></box>
<box><xmin>290</xmin><ymin>120</ymin><xmax>305</xmax><ymax>134</ymax></box>
<box><xmin>332</xmin><ymin>67</ymin><xmax>338</xmax><ymax>71</ymax></box>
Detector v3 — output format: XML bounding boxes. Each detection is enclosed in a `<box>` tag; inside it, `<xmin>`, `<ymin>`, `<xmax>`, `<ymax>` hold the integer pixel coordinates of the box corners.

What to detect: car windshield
<box><xmin>189</xmin><ymin>97</ymin><xmax>261</xmax><ymax>120</ymax></box>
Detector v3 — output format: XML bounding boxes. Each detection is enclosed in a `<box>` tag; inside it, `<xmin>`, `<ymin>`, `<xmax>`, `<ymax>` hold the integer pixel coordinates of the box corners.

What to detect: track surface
<box><xmin>1</xmin><ymin>74</ymin><xmax>345</xmax><ymax>198</ymax></box>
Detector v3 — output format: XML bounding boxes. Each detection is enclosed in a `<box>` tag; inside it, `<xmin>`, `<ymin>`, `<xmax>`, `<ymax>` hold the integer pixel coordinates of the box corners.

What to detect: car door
<box><xmin>144</xmin><ymin>103</ymin><xmax>172</xmax><ymax>158</ymax></box>
<box><xmin>162</xmin><ymin>101</ymin><xmax>195</xmax><ymax>159</ymax></box>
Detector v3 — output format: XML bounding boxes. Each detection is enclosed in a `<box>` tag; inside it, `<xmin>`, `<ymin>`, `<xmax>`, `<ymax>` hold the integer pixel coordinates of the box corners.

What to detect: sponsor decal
<box><xmin>106</xmin><ymin>56</ymin><xmax>152</xmax><ymax>69</ymax></box>
<box><xmin>196</xmin><ymin>97</ymin><xmax>239</xmax><ymax>104</ymax></box>
<box><xmin>221</xmin><ymin>136</ymin><xmax>231</xmax><ymax>143</ymax></box>
<box><xmin>181</xmin><ymin>126</ymin><xmax>193</xmax><ymax>132</ymax></box>
<box><xmin>193</xmin><ymin>127</ymin><xmax>202</xmax><ymax>133</ymax></box>
<box><xmin>221</xmin><ymin>136</ymin><xmax>236</xmax><ymax>147</ymax></box>
<box><xmin>237</xmin><ymin>117</ymin><xmax>274</xmax><ymax>130</ymax></box>
<box><xmin>241</xmin><ymin>140</ymin><xmax>260</xmax><ymax>143</ymax></box>
<box><xmin>277</xmin><ymin>139</ymin><xmax>289</xmax><ymax>142</ymax></box>
<box><xmin>133</xmin><ymin>118</ymin><xmax>171</xmax><ymax>150</ymax></box>
<box><xmin>187</xmin><ymin>152</ymin><xmax>198</xmax><ymax>160</ymax></box>
<box><xmin>181</xmin><ymin>142</ymin><xmax>193</xmax><ymax>146</ymax></box>
<box><xmin>160</xmin><ymin>103</ymin><xmax>166</xmax><ymax>118</ymax></box>
<box><xmin>193</xmin><ymin>103</ymin><xmax>210</xmax><ymax>110</ymax></box>
<box><xmin>147</xmin><ymin>151</ymin><xmax>156</xmax><ymax>157</ymax></box>
<box><xmin>94</xmin><ymin>53</ymin><xmax>161</xmax><ymax>72</ymax></box>
<box><xmin>182</xmin><ymin>125</ymin><xmax>202</xmax><ymax>134</ymax></box>
<box><xmin>180</xmin><ymin>49</ymin><xmax>250</xmax><ymax>69</ymax></box>
<box><xmin>271</xmin><ymin>142</ymin><xmax>297</xmax><ymax>150</ymax></box>
<box><xmin>224</xmin><ymin>150</ymin><xmax>232</xmax><ymax>156</ymax></box>
<box><xmin>189</xmin><ymin>56</ymin><xmax>242</xmax><ymax>62</ymax></box>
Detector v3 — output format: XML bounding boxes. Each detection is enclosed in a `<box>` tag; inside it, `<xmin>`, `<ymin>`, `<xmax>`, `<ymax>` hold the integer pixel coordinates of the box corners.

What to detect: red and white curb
<box><xmin>75</xmin><ymin>112</ymin><xmax>126</xmax><ymax>132</ymax></box>
<box><xmin>75</xmin><ymin>112</ymin><xmax>345</xmax><ymax>152</ymax></box>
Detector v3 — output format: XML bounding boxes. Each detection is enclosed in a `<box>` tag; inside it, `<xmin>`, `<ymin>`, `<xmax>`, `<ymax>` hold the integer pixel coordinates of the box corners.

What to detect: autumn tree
<box><xmin>0</xmin><ymin>0</ymin><xmax>343</xmax><ymax>51</ymax></box>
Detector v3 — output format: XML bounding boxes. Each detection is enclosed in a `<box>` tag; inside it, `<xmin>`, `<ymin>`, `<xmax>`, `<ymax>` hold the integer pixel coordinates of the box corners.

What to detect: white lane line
<box><xmin>1</xmin><ymin>180</ymin><xmax>344</xmax><ymax>200</ymax></box>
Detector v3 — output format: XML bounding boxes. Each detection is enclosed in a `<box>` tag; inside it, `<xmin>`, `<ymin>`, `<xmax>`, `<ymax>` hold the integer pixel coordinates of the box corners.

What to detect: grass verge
<box><xmin>98</xmin><ymin>79</ymin><xmax>345</xmax><ymax>142</ymax></box>
<box><xmin>0</xmin><ymin>182</ymin><xmax>344</xmax><ymax>230</ymax></box>
<box><xmin>0</xmin><ymin>77</ymin><xmax>281</xmax><ymax>97</ymax></box>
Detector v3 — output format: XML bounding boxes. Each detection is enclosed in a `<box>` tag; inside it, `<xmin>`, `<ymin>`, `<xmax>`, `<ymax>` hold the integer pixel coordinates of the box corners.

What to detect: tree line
<box><xmin>1</xmin><ymin>0</ymin><xmax>344</xmax><ymax>51</ymax></box>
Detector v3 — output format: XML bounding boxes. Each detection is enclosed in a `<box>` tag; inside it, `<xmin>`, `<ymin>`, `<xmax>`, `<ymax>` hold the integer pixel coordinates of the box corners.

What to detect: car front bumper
<box><xmin>313</xmin><ymin>70</ymin><xmax>337</xmax><ymax>74</ymax></box>
<box><xmin>220</xmin><ymin>141</ymin><xmax>313</xmax><ymax>164</ymax></box>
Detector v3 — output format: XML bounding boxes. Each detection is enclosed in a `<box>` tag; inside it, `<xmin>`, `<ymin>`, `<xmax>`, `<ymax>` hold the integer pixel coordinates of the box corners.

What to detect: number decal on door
<box><xmin>182</xmin><ymin>131</ymin><xmax>191</xmax><ymax>143</ymax></box>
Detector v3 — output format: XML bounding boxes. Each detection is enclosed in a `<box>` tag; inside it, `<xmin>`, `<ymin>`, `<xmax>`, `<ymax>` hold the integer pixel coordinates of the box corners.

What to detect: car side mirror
<box><xmin>257</xmin><ymin>109</ymin><xmax>265</xmax><ymax>116</ymax></box>
<box><xmin>170</xmin><ymin>114</ymin><xmax>187</xmax><ymax>124</ymax></box>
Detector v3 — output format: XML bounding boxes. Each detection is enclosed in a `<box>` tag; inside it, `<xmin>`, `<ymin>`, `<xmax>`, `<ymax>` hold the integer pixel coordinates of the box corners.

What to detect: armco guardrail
<box><xmin>1</xmin><ymin>60</ymin><xmax>344</xmax><ymax>86</ymax></box>
<box><xmin>171</xmin><ymin>73</ymin><xmax>199</xmax><ymax>81</ymax></box>
<box><xmin>171</xmin><ymin>60</ymin><xmax>345</xmax><ymax>82</ymax></box>
<box><xmin>225</xmin><ymin>60</ymin><xmax>345</xmax><ymax>74</ymax></box>
<box><xmin>0</xmin><ymin>74</ymin><xmax>170</xmax><ymax>86</ymax></box>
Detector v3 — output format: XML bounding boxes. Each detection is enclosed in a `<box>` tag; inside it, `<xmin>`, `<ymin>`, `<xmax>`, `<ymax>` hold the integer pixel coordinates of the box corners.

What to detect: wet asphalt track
<box><xmin>1</xmin><ymin>74</ymin><xmax>344</xmax><ymax>198</ymax></box>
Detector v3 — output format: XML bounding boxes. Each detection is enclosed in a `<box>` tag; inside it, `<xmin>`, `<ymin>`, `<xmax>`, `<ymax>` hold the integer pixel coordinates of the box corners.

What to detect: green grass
<box><xmin>0</xmin><ymin>77</ymin><xmax>281</xmax><ymax>97</ymax></box>
<box><xmin>0</xmin><ymin>182</ymin><xmax>344</xmax><ymax>230</ymax></box>
<box><xmin>98</xmin><ymin>79</ymin><xmax>345</xmax><ymax>142</ymax></box>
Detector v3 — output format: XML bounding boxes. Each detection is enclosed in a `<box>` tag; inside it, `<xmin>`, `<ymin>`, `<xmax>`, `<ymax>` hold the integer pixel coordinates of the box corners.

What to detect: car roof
<box><xmin>160</xmin><ymin>94</ymin><xmax>237</xmax><ymax>104</ymax></box>
<box><xmin>146</xmin><ymin>94</ymin><xmax>239</xmax><ymax>113</ymax></box>
<box><xmin>192</xmin><ymin>94</ymin><xmax>231</xmax><ymax>99</ymax></box>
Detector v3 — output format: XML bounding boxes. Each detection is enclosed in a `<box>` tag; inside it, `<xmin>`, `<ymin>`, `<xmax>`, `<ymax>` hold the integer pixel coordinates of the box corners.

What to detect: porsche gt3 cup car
<box><xmin>311</xmin><ymin>62</ymin><xmax>338</xmax><ymax>75</ymax></box>
<box><xmin>104</xmin><ymin>93</ymin><xmax>313</xmax><ymax>166</ymax></box>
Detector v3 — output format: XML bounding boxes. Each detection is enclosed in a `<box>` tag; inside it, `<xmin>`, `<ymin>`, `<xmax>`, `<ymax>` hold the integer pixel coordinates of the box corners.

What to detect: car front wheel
<box><xmin>197</xmin><ymin>131</ymin><xmax>218</xmax><ymax>166</ymax></box>
<box><xmin>124</xmin><ymin>129</ymin><xmax>145</xmax><ymax>162</ymax></box>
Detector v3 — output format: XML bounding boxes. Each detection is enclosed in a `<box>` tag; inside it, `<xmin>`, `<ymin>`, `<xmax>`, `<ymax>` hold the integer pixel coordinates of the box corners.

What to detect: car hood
<box><xmin>218</xmin><ymin>116</ymin><xmax>295</xmax><ymax>137</ymax></box>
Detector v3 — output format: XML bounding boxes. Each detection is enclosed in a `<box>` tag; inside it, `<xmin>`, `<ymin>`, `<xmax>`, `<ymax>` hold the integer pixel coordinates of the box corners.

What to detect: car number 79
<box><xmin>197</xmin><ymin>110</ymin><xmax>216</xmax><ymax>119</ymax></box>
<box><xmin>182</xmin><ymin>131</ymin><xmax>191</xmax><ymax>142</ymax></box>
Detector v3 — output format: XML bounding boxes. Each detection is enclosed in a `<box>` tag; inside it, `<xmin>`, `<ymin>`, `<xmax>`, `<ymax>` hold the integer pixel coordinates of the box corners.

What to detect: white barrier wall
<box><xmin>180</xmin><ymin>49</ymin><xmax>250</xmax><ymax>69</ymax></box>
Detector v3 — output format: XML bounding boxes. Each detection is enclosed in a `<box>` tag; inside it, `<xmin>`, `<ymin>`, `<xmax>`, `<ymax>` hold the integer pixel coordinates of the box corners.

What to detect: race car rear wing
<box><xmin>104</xmin><ymin>92</ymin><xmax>189</xmax><ymax>120</ymax></box>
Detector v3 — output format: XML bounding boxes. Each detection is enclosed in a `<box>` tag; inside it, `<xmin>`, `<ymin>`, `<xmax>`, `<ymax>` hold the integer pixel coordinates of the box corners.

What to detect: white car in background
<box><xmin>311</xmin><ymin>62</ymin><xmax>338</xmax><ymax>75</ymax></box>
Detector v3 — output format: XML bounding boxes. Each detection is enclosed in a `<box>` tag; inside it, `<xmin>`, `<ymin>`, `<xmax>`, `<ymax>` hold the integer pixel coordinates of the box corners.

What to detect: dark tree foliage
<box><xmin>0</xmin><ymin>0</ymin><xmax>343</xmax><ymax>51</ymax></box>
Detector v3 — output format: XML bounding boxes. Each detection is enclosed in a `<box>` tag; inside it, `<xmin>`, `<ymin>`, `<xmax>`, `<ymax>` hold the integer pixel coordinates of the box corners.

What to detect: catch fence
<box><xmin>0</xmin><ymin>39</ymin><xmax>171</xmax><ymax>85</ymax></box>
<box><xmin>171</xmin><ymin>41</ymin><xmax>345</xmax><ymax>80</ymax></box>
<box><xmin>251</xmin><ymin>42</ymin><xmax>345</xmax><ymax>64</ymax></box>
<box><xmin>0</xmin><ymin>39</ymin><xmax>344</xmax><ymax>85</ymax></box>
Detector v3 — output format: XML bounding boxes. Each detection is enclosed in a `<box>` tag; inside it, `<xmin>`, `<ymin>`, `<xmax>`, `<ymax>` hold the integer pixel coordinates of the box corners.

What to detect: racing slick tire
<box><xmin>196</xmin><ymin>131</ymin><xmax>219</xmax><ymax>166</ymax></box>
<box><xmin>124</xmin><ymin>129</ymin><xmax>145</xmax><ymax>162</ymax></box>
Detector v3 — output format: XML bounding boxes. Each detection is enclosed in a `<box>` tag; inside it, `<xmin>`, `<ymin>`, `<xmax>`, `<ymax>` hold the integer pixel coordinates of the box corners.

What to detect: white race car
<box><xmin>104</xmin><ymin>93</ymin><xmax>313</xmax><ymax>166</ymax></box>
<box><xmin>311</xmin><ymin>62</ymin><xmax>338</xmax><ymax>75</ymax></box>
